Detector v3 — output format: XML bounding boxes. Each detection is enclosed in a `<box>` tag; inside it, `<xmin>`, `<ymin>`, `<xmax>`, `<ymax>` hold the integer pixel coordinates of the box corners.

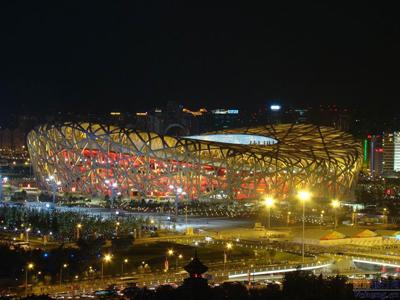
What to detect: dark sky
<box><xmin>1</xmin><ymin>2</ymin><xmax>399</xmax><ymax>114</ymax></box>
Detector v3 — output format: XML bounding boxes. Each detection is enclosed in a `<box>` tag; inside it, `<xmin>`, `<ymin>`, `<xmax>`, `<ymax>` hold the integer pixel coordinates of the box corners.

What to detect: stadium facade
<box><xmin>27</xmin><ymin>122</ymin><xmax>362</xmax><ymax>200</ymax></box>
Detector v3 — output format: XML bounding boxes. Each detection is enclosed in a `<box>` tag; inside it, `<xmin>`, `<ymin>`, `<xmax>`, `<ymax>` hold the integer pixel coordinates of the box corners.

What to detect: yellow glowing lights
<box><xmin>103</xmin><ymin>254</ymin><xmax>112</xmax><ymax>262</ymax></box>
<box><xmin>167</xmin><ymin>249</ymin><xmax>174</xmax><ymax>256</ymax></box>
<box><xmin>226</xmin><ymin>242</ymin><xmax>233</xmax><ymax>250</ymax></box>
<box><xmin>27</xmin><ymin>263</ymin><xmax>34</xmax><ymax>270</ymax></box>
<box><xmin>264</xmin><ymin>196</ymin><xmax>275</xmax><ymax>207</ymax></box>
<box><xmin>76</xmin><ymin>223</ymin><xmax>82</xmax><ymax>229</ymax></box>
<box><xmin>297</xmin><ymin>190</ymin><xmax>311</xmax><ymax>202</ymax></box>
<box><xmin>331</xmin><ymin>199</ymin><xmax>340</xmax><ymax>208</ymax></box>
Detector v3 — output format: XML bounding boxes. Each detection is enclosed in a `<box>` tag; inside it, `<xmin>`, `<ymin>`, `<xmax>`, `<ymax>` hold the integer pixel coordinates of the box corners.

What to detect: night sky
<box><xmin>1</xmin><ymin>2</ymin><xmax>399</xmax><ymax>114</ymax></box>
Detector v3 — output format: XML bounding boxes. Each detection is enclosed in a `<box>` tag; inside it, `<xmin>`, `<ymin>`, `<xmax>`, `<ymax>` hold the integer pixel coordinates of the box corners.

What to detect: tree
<box><xmin>267</xmin><ymin>248</ymin><xmax>277</xmax><ymax>264</ymax></box>
<box><xmin>283</xmin><ymin>271</ymin><xmax>354</xmax><ymax>300</ymax></box>
<box><xmin>219</xmin><ymin>282</ymin><xmax>249</xmax><ymax>300</ymax></box>
<box><xmin>111</xmin><ymin>235</ymin><xmax>134</xmax><ymax>251</ymax></box>
<box><xmin>77</xmin><ymin>237</ymin><xmax>105</xmax><ymax>256</ymax></box>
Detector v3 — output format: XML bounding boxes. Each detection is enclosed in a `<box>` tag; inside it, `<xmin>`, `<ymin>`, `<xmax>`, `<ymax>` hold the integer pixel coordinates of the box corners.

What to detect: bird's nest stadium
<box><xmin>27</xmin><ymin>122</ymin><xmax>362</xmax><ymax>201</ymax></box>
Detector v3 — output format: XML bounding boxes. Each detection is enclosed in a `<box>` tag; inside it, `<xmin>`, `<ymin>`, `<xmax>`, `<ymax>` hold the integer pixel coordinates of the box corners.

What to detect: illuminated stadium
<box><xmin>27</xmin><ymin>122</ymin><xmax>362</xmax><ymax>201</ymax></box>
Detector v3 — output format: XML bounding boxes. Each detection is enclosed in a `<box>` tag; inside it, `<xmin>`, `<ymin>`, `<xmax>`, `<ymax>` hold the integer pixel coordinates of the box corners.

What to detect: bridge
<box><xmin>227</xmin><ymin>255</ymin><xmax>400</xmax><ymax>281</ymax></box>
<box><xmin>352</xmin><ymin>257</ymin><xmax>400</xmax><ymax>269</ymax></box>
<box><xmin>228</xmin><ymin>261</ymin><xmax>332</xmax><ymax>279</ymax></box>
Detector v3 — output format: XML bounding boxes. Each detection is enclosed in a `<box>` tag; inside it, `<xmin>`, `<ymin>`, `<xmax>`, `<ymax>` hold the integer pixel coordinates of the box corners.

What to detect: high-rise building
<box><xmin>382</xmin><ymin>131</ymin><xmax>400</xmax><ymax>176</ymax></box>
<box><xmin>207</xmin><ymin>108</ymin><xmax>241</xmax><ymax>130</ymax></box>
<box><xmin>364</xmin><ymin>134</ymin><xmax>383</xmax><ymax>177</ymax></box>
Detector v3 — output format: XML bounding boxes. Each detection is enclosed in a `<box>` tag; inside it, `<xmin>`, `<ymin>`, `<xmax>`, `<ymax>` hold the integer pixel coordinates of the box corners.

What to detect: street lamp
<box><xmin>0</xmin><ymin>175</ymin><xmax>7</xmax><ymax>201</ymax></box>
<box><xmin>264</xmin><ymin>196</ymin><xmax>275</xmax><ymax>229</ymax></box>
<box><xmin>169</xmin><ymin>185</ymin><xmax>184</xmax><ymax>221</ymax></box>
<box><xmin>25</xmin><ymin>227</ymin><xmax>31</xmax><ymax>243</ymax></box>
<box><xmin>46</xmin><ymin>175</ymin><xmax>61</xmax><ymax>203</ymax></box>
<box><xmin>320</xmin><ymin>210</ymin><xmax>325</xmax><ymax>228</ymax></box>
<box><xmin>383</xmin><ymin>208</ymin><xmax>389</xmax><ymax>225</ymax></box>
<box><xmin>76</xmin><ymin>223</ymin><xmax>82</xmax><ymax>240</ymax></box>
<box><xmin>25</xmin><ymin>263</ymin><xmax>34</xmax><ymax>296</ymax></box>
<box><xmin>59</xmin><ymin>263</ymin><xmax>68</xmax><ymax>286</ymax></box>
<box><xmin>331</xmin><ymin>199</ymin><xmax>340</xmax><ymax>229</ymax></box>
<box><xmin>287</xmin><ymin>211</ymin><xmax>291</xmax><ymax>226</ymax></box>
<box><xmin>224</xmin><ymin>243</ymin><xmax>233</xmax><ymax>272</ymax></box>
<box><xmin>177</xmin><ymin>254</ymin><xmax>183</xmax><ymax>269</ymax></box>
<box><xmin>297</xmin><ymin>190</ymin><xmax>311</xmax><ymax>263</ymax></box>
<box><xmin>105</xmin><ymin>180</ymin><xmax>118</xmax><ymax>208</ymax></box>
<box><xmin>115</xmin><ymin>221</ymin><xmax>120</xmax><ymax>236</ymax></box>
<box><xmin>121</xmin><ymin>258</ymin><xmax>128</xmax><ymax>274</ymax></box>
<box><xmin>101</xmin><ymin>254</ymin><xmax>112</xmax><ymax>282</ymax></box>
<box><xmin>166</xmin><ymin>249</ymin><xmax>176</xmax><ymax>269</ymax></box>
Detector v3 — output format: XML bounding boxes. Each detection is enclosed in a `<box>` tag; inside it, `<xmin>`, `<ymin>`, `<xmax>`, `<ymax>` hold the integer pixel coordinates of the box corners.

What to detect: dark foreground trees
<box><xmin>14</xmin><ymin>270</ymin><xmax>354</xmax><ymax>300</ymax></box>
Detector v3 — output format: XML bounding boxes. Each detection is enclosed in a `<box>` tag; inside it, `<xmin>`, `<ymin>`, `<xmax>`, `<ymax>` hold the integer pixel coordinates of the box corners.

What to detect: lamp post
<box><xmin>168</xmin><ymin>185</ymin><xmax>184</xmax><ymax>221</ymax></box>
<box><xmin>264</xmin><ymin>196</ymin><xmax>275</xmax><ymax>229</ymax></box>
<box><xmin>121</xmin><ymin>258</ymin><xmax>128</xmax><ymax>274</ymax></box>
<box><xmin>287</xmin><ymin>211</ymin><xmax>291</xmax><ymax>227</ymax></box>
<box><xmin>104</xmin><ymin>180</ymin><xmax>118</xmax><ymax>208</ymax></box>
<box><xmin>0</xmin><ymin>176</ymin><xmax>9</xmax><ymax>201</ymax></box>
<box><xmin>0</xmin><ymin>175</ymin><xmax>2</xmax><ymax>202</ymax></box>
<box><xmin>59</xmin><ymin>263</ymin><xmax>68</xmax><ymax>286</ymax></box>
<box><xmin>383</xmin><ymin>208</ymin><xmax>389</xmax><ymax>225</ymax></box>
<box><xmin>111</xmin><ymin>182</ymin><xmax>118</xmax><ymax>207</ymax></box>
<box><xmin>25</xmin><ymin>228</ymin><xmax>31</xmax><ymax>243</ymax></box>
<box><xmin>297</xmin><ymin>190</ymin><xmax>311</xmax><ymax>263</ymax></box>
<box><xmin>224</xmin><ymin>242</ymin><xmax>233</xmax><ymax>272</ymax></box>
<box><xmin>115</xmin><ymin>222</ymin><xmax>120</xmax><ymax>236</ymax></box>
<box><xmin>101</xmin><ymin>254</ymin><xmax>112</xmax><ymax>282</ymax></box>
<box><xmin>0</xmin><ymin>175</ymin><xmax>6</xmax><ymax>201</ymax></box>
<box><xmin>331</xmin><ymin>199</ymin><xmax>340</xmax><ymax>229</ymax></box>
<box><xmin>166</xmin><ymin>249</ymin><xmax>176</xmax><ymax>269</ymax></box>
<box><xmin>46</xmin><ymin>175</ymin><xmax>61</xmax><ymax>203</ymax></box>
<box><xmin>177</xmin><ymin>254</ymin><xmax>183</xmax><ymax>269</ymax></box>
<box><xmin>25</xmin><ymin>263</ymin><xmax>34</xmax><ymax>296</ymax></box>
<box><xmin>76</xmin><ymin>223</ymin><xmax>82</xmax><ymax>240</ymax></box>
<box><xmin>320</xmin><ymin>210</ymin><xmax>324</xmax><ymax>229</ymax></box>
<box><xmin>185</xmin><ymin>206</ymin><xmax>188</xmax><ymax>225</ymax></box>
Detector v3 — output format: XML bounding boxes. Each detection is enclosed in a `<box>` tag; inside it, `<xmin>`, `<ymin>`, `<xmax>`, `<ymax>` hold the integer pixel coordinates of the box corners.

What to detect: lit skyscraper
<box><xmin>383</xmin><ymin>131</ymin><xmax>400</xmax><ymax>176</ymax></box>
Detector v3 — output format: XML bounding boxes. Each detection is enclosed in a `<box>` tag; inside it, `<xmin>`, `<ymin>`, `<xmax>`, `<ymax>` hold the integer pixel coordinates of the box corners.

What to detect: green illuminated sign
<box><xmin>363</xmin><ymin>139</ymin><xmax>368</xmax><ymax>161</ymax></box>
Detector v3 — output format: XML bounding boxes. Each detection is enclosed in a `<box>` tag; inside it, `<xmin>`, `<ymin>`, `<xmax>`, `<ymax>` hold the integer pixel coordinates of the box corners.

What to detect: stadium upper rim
<box><xmin>30</xmin><ymin>122</ymin><xmax>361</xmax><ymax>156</ymax></box>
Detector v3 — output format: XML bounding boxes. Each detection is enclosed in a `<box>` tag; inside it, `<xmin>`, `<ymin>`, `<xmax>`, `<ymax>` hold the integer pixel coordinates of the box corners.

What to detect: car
<box><xmin>93</xmin><ymin>289</ymin><xmax>120</xmax><ymax>299</ymax></box>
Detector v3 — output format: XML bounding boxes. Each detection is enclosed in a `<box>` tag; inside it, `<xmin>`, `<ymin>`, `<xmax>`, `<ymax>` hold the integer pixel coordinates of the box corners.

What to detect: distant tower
<box><xmin>177</xmin><ymin>251</ymin><xmax>210</xmax><ymax>300</ymax></box>
<box><xmin>182</xmin><ymin>250</ymin><xmax>208</xmax><ymax>288</ymax></box>
<box><xmin>366</xmin><ymin>134</ymin><xmax>383</xmax><ymax>178</ymax></box>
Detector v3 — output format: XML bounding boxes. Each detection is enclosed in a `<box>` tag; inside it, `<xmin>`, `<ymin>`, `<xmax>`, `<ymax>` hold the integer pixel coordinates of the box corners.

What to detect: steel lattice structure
<box><xmin>27</xmin><ymin>122</ymin><xmax>362</xmax><ymax>200</ymax></box>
